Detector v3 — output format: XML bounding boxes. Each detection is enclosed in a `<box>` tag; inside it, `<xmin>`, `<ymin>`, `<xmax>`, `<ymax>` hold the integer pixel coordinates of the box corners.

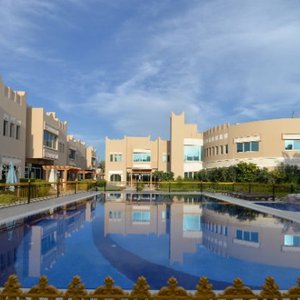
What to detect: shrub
<box><xmin>34</xmin><ymin>180</ymin><xmax>51</xmax><ymax>197</ymax></box>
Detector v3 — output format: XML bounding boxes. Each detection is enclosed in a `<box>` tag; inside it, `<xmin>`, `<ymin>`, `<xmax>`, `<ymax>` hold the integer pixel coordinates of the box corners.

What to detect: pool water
<box><xmin>0</xmin><ymin>193</ymin><xmax>300</xmax><ymax>290</ymax></box>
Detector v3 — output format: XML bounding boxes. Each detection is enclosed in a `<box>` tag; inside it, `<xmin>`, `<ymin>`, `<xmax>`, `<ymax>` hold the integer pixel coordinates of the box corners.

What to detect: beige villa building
<box><xmin>203</xmin><ymin>118</ymin><xmax>300</xmax><ymax>169</ymax></box>
<box><xmin>26</xmin><ymin>108</ymin><xmax>68</xmax><ymax>179</ymax></box>
<box><xmin>105</xmin><ymin>112</ymin><xmax>203</xmax><ymax>184</ymax></box>
<box><xmin>0</xmin><ymin>76</ymin><xmax>97</xmax><ymax>182</ymax></box>
<box><xmin>106</xmin><ymin>112</ymin><xmax>300</xmax><ymax>184</ymax></box>
<box><xmin>0</xmin><ymin>78</ymin><xmax>27</xmax><ymax>180</ymax></box>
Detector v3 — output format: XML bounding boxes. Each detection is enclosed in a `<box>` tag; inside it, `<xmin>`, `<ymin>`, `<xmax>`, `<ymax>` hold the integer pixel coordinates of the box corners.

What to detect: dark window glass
<box><xmin>251</xmin><ymin>232</ymin><xmax>259</xmax><ymax>242</ymax></box>
<box><xmin>3</xmin><ymin>120</ymin><xmax>8</xmax><ymax>136</ymax></box>
<box><xmin>244</xmin><ymin>231</ymin><xmax>250</xmax><ymax>241</ymax></box>
<box><xmin>251</xmin><ymin>141</ymin><xmax>259</xmax><ymax>151</ymax></box>
<box><xmin>236</xmin><ymin>229</ymin><xmax>243</xmax><ymax>240</ymax></box>
<box><xmin>244</xmin><ymin>142</ymin><xmax>250</xmax><ymax>152</ymax></box>
<box><xmin>237</xmin><ymin>143</ymin><xmax>243</xmax><ymax>152</ymax></box>
<box><xmin>9</xmin><ymin>123</ymin><xmax>14</xmax><ymax>138</ymax></box>
<box><xmin>43</xmin><ymin>130</ymin><xmax>58</xmax><ymax>149</ymax></box>
<box><xmin>69</xmin><ymin>149</ymin><xmax>76</xmax><ymax>159</ymax></box>
<box><xmin>16</xmin><ymin>125</ymin><xmax>20</xmax><ymax>140</ymax></box>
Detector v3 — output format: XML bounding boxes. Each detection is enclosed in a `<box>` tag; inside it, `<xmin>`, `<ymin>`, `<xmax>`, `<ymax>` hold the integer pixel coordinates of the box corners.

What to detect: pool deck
<box><xmin>0</xmin><ymin>191</ymin><xmax>102</xmax><ymax>226</ymax></box>
<box><xmin>203</xmin><ymin>192</ymin><xmax>300</xmax><ymax>223</ymax></box>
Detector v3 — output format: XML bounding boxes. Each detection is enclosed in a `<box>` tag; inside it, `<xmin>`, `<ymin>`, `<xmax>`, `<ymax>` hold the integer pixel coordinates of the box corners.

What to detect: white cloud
<box><xmin>58</xmin><ymin>0</ymin><xmax>300</xmax><ymax>138</ymax></box>
<box><xmin>2</xmin><ymin>0</ymin><xmax>300</xmax><ymax>150</ymax></box>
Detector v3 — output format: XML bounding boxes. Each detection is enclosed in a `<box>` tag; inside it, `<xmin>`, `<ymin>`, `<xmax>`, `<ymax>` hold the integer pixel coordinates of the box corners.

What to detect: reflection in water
<box><xmin>0</xmin><ymin>193</ymin><xmax>300</xmax><ymax>289</ymax></box>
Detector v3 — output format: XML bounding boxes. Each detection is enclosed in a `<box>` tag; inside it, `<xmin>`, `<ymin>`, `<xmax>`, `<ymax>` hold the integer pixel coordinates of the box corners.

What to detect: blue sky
<box><xmin>1</xmin><ymin>0</ymin><xmax>300</xmax><ymax>159</ymax></box>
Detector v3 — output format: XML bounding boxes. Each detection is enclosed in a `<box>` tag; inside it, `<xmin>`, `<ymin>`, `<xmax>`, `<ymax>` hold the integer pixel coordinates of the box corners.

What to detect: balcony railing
<box><xmin>1</xmin><ymin>274</ymin><xmax>300</xmax><ymax>299</ymax></box>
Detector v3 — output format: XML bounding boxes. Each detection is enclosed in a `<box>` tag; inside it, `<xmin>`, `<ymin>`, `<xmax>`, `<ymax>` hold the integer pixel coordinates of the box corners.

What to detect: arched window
<box><xmin>110</xmin><ymin>174</ymin><xmax>121</xmax><ymax>182</ymax></box>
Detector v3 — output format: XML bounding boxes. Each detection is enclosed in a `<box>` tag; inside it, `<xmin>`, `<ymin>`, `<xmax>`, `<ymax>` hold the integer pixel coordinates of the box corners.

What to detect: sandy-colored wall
<box><xmin>170</xmin><ymin>113</ymin><xmax>185</xmax><ymax>178</ymax></box>
<box><xmin>104</xmin><ymin>201</ymin><xmax>167</xmax><ymax>236</ymax></box>
<box><xmin>26</xmin><ymin>107</ymin><xmax>43</xmax><ymax>158</ymax></box>
<box><xmin>170</xmin><ymin>112</ymin><xmax>203</xmax><ymax>178</ymax></box>
<box><xmin>26</xmin><ymin>108</ymin><xmax>68</xmax><ymax>165</ymax></box>
<box><xmin>105</xmin><ymin>136</ymin><xmax>169</xmax><ymax>182</ymax></box>
<box><xmin>0</xmin><ymin>80</ymin><xmax>27</xmax><ymax>178</ymax></box>
<box><xmin>86</xmin><ymin>146</ymin><xmax>97</xmax><ymax>169</ymax></box>
<box><xmin>203</xmin><ymin>118</ymin><xmax>300</xmax><ymax>169</ymax></box>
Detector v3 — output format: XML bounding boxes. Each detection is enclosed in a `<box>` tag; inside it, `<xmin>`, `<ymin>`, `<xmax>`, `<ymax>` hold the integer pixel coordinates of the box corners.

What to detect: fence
<box><xmin>1</xmin><ymin>274</ymin><xmax>300</xmax><ymax>300</ymax></box>
<box><xmin>1</xmin><ymin>180</ymin><xmax>295</xmax><ymax>207</ymax></box>
<box><xmin>106</xmin><ymin>181</ymin><xmax>295</xmax><ymax>199</ymax></box>
<box><xmin>0</xmin><ymin>180</ymin><xmax>99</xmax><ymax>207</ymax></box>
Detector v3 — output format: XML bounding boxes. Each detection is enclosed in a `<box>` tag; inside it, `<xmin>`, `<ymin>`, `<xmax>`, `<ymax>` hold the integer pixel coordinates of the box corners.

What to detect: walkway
<box><xmin>203</xmin><ymin>192</ymin><xmax>300</xmax><ymax>223</ymax></box>
<box><xmin>0</xmin><ymin>191</ymin><xmax>102</xmax><ymax>226</ymax></box>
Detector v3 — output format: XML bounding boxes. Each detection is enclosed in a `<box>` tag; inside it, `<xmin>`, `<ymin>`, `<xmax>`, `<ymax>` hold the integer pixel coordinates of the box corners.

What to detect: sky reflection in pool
<box><xmin>0</xmin><ymin>193</ymin><xmax>300</xmax><ymax>289</ymax></box>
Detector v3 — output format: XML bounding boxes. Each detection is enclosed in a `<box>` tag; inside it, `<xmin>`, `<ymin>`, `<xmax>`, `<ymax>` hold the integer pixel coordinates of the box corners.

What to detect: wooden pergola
<box><xmin>127</xmin><ymin>167</ymin><xmax>157</xmax><ymax>188</ymax></box>
<box><xmin>42</xmin><ymin>165</ymin><xmax>82</xmax><ymax>182</ymax></box>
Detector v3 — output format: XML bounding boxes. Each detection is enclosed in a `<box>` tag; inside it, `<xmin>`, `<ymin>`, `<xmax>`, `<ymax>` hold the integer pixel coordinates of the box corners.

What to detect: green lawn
<box><xmin>0</xmin><ymin>194</ymin><xmax>18</xmax><ymax>204</ymax></box>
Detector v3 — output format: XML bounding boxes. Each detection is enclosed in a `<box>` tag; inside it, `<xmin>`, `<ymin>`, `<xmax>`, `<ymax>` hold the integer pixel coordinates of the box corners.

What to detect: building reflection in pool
<box><xmin>104</xmin><ymin>193</ymin><xmax>300</xmax><ymax>268</ymax></box>
<box><xmin>1</xmin><ymin>193</ymin><xmax>300</xmax><ymax>289</ymax></box>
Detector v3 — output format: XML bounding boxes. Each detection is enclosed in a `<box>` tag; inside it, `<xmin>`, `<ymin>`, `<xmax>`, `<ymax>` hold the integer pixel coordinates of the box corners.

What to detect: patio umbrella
<box><xmin>6</xmin><ymin>161</ymin><xmax>18</xmax><ymax>191</ymax></box>
<box><xmin>48</xmin><ymin>168</ymin><xmax>57</xmax><ymax>188</ymax></box>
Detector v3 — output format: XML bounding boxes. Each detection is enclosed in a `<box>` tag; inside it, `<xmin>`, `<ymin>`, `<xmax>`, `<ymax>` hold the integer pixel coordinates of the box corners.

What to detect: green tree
<box><xmin>153</xmin><ymin>171</ymin><xmax>174</xmax><ymax>181</ymax></box>
<box><xmin>235</xmin><ymin>162</ymin><xmax>260</xmax><ymax>182</ymax></box>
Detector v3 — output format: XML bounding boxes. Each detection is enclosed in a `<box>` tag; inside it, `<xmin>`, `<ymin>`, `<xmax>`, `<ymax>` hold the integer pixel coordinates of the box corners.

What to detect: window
<box><xmin>109</xmin><ymin>211</ymin><xmax>122</xmax><ymax>220</ymax></box>
<box><xmin>244</xmin><ymin>142</ymin><xmax>250</xmax><ymax>152</ymax></box>
<box><xmin>184</xmin><ymin>145</ymin><xmax>201</xmax><ymax>161</ymax></box>
<box><xmin>251</xmin><ymin>141</ymin><xmax>259</xmax><ymax>151</ymax></box>
<box><xmin>3</xmin><ymin>120</ymin><xmax>8</xmax><ymax>136</ymax></box>
<box><xmin>110</xmin><ymin>153</ymin><xmax>122</xmax><ymax>162</ymax></box>
<box><xmin>133</xmin><ymin>152</ymin><xmax>151</xmax><ymax>162</ymax></box>
<box><xmin>110</xmin><ymin>174</ymin><xmax>121</xmax><ymax>182</ymax></box>
<box><xmin>183</xmin><ymin>214</ymin><xmax>201</xmax><ymax>231</ymax></box>
<box><xmin>236</xmin><ymin>229</ymin><xmax>243</xmax><ymax>240</ymax></box>
<box><xmin>284</xmin><ymin>235</ymin><xmax>300</xmax><ymax>246</ymax></box>
<box><xmin>16</xmin><ymin>125</ymin><xmax>20</xmax><ymax>140</ymax></box>
<box><xmin>43</xmin><ymin>130</ymin><xmax>58</xmax><ymax>149</ymax></box>
<box><xmin>237</xmin><ymin>143</ymin><xmax>243</xmax><ymax>153</ymax></box>
<box><xmin>115</xmin><ymin>154</ymin><xmax>122</xmax><ymax>162</ymax></box>
<box><xmin>225</xmin><ymin>144</ymin><xmax>228</xmax><ymax>154</ymax></box>
<box><xmin>236</xmin><ymin>229</ymin><xmax>259</xmax><ymax>243</ymax></box>
<box><xmin>132</xmin><ymin>211</ymin><xmax>151</xmax><ymax>223</ymax></box>
<box><xmin>236</xmin><ymin>142</ymin><xmax>259</xmax><ymax>152</ymax></box>
<box><xmin>184</xmin><ymin>172</ymin><xmax>194</xmax><ymax>179</ymax></box>
<box><xmin>285</xmin><ymin>140</ymin><xmax>300</xmax><ymax>150</ymax></box>
<box><xmin>69</xmin><ymin>149</ymin><xmax>76</xmax><ymax>160</ymax></box>
<box><xmin>162</xmin><ymin>153</ymin><xmax>170</xmax><ymax>162</ymax></box>
<box><xmin>220</xmin><ymin>145</ymin><xmax>224</xmax><ymax>155</ymax></box>
<box><xmin>9</xmin><ymin>123</ymin><xmax>14</xmax><ymax>138</ymax></box>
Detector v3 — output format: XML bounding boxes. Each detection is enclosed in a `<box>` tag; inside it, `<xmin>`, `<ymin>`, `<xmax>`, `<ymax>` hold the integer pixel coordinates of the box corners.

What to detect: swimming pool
<box><xmin>0</xmin><ymin>193</ymin><xmax>299</xmax><ymax>289</ymax></box>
